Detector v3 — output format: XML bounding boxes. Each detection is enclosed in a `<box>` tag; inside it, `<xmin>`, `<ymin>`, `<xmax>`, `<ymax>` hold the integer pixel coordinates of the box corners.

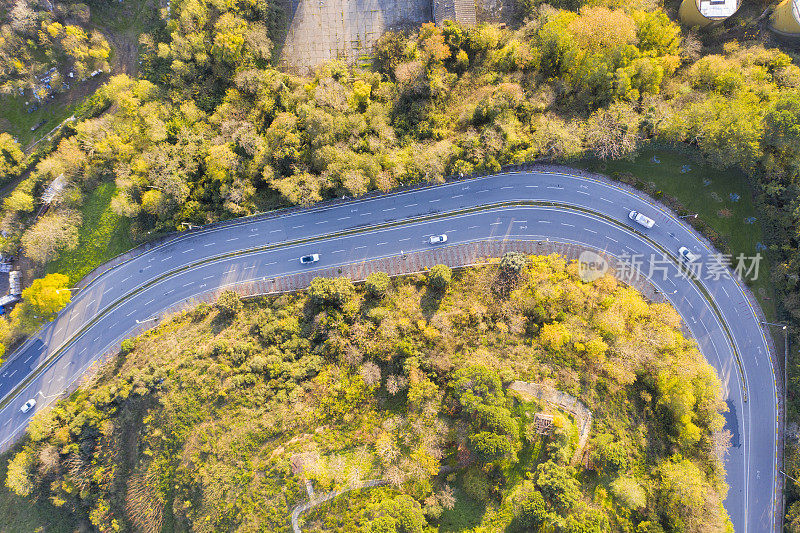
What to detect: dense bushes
<box><xmin>3</xmin><ymin>254</ymin><xmax>729</xmax><ymax>531</ymax></box>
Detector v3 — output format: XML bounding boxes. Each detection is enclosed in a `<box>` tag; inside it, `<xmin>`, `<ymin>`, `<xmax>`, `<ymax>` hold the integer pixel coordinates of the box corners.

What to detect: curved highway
<box><xmin>0</xmin><ymin>170</ymin><xmax>778</xmax><ymax>531</ymax></box>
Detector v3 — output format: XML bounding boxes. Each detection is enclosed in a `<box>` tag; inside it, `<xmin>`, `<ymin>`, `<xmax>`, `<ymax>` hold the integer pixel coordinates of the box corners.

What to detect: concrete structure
<box><xmin>278</xmin><ymin>0</ymin><xmax>431</xmax><ymax>73</ymax></box>
<box><xmin>770</xmin><ymin>0</ymin><xmax>800</xmax><ymax>36</ymax></box>
<box><xmin>433</xmin><ymin>0</ymin><xmax>476</xmax><ymax>27</ymax></box>
<box><xmin>679</xmin><ymin>0</ymin><xmax>740</xmax><ymax>27</ymax></box>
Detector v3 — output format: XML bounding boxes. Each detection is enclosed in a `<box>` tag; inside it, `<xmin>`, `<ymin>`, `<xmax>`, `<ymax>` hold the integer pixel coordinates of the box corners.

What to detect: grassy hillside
<box><xmin>2</xmin><ymin>254</ymin><xmax>730</xmax><ymax>532</ymax></box>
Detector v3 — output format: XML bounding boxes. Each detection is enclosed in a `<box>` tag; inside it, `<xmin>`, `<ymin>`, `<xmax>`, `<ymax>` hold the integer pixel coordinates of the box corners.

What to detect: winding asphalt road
<box><xmin>0</xmin><ymin>170</ymin><xmax>778</xmax><ymax>532</ymax></box>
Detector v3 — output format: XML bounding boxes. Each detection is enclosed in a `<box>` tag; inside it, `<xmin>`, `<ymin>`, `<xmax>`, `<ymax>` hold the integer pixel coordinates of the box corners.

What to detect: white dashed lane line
<box><xmin>181</xmin><ymin>248</ymin><xmax>195</xmax><ymax>253</ymax></box>
<box><xmin>226</xmin><ymin>237</ymin><xmax>239</xmax><ymax>241</ymax></box>
<box><xmin>382</xmin><ymin>208</ymin><xmax>395</xmax><ymax>212</ymax></box>
<box><xmin>405</xmin><ymin>203</ymin><xmax>418</xmax><ymax>208</ymax></box>
<box><xmin>606</xmin><ymin>236</ymin><xmax>618</xmax><ymax>243</ymax></box>
<box><xmin>337</xmin><ymin>217</ymin><xmax>350</xmax><ymax>221</ymax></box>
<box><xmin>332</xmin><ymin>250</ymin><xmax>345</xmax><ymax>254</ymax></box>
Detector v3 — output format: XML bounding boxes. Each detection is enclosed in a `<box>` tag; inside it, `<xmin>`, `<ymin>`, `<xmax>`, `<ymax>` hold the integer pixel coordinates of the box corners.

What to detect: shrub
<box><xmin>427</xmin><ymin>264</ymin><xmax>451</xmax><ymax>291</ymax></box>
<box><xmin>365</xmin><ymin>272</ymin><xmax>390</xmax><ymax>298</ymax></box>
<box><xmin>216</xmin><ymin>290</ymin><xmax>242</xmax><ymax>317</ymax></box>
<box><xmin>309</xmin><ymin>277</ymin><xmax>356</xmax><ymax>307</ymax></box>
<box><xmin>499</xmin><ymin>252</ymin><xmax>528</xmax><ymax>273</ymax></box>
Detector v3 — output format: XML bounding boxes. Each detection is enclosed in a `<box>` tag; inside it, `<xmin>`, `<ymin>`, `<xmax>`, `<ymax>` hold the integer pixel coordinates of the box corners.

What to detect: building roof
<box><xmin>433</xmin><ymin>0</ymin><xmax>476</xmax><ymax>27</ymax></box>
<box><xmin>699</xmin><ymin>0</ymin><xmax>738</xmax><ymax>18</ymax></box>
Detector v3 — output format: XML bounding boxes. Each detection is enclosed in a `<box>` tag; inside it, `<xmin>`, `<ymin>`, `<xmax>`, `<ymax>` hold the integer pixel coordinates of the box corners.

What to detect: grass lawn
<box><xmin>46</xmin><ymin>182</ymin><xmax>134</xmax><ymax>285</ymax></box>
<box><xmin>0</xmin><ymin>92</ymin><xmax>78</xmax><ymax>148</ymax></box>
<box><xmin>575</xmin><ymin>146</ymin><xmax>776</xmax><ymax>317</ymax></box>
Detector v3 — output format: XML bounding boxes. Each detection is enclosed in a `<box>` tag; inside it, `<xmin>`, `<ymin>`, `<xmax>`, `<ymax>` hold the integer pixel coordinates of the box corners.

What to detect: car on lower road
<box><xmin>299</xmin><ymin>254</ymin><xmax>320</xmax><ymax>264</ymax></box>
<box><xmin>678</xmin><ymin>246</ymin><xmax>700</xmax><ymax>263</ymax></box>
<box><xmin>429</xmin><ymin>234</ymin><xmax>448</xmax><ymax>244</ymax></box>
<box><xmin>20</xmin><ymin>398</ymin><xmax>36</xmax><ymax>413</ymax></box>
<box><xmin>628</xmin><ymin>210</ymin><xmax>655</xmax><ymax>229</ymax></box>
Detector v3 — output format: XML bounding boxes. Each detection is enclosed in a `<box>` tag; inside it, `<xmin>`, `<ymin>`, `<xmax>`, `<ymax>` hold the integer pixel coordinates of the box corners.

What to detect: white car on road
<box><xmin>20</xmin><ymin>398</ymin><xmax>36</xmax><ymax>413</ymax></box>
<box><xmin>299</xmin><ymin>254</ymin><xmax>320</xmax><ymax>264</ymax></box>
<box><xmin>628</xmin><ymin>210</ymin><xmax>655</xmax><ymax>229</ymax></box>
<box><xmin>678</xmin><ymin>246</ymin><xmax>699</xmax><ymax>263</ymax></box>
<box><xmin>429</xmin><ymin>234</ymin><xmax>448</xmax><ymax>244</ymax></box>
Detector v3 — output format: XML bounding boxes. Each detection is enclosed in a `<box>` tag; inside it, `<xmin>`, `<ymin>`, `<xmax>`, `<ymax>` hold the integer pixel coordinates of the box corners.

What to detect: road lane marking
<box><xmin>203</xmin><ymin>276</ymin><xmax>214</xmax><ymax>280</ymax></box>
<box><xmin>600</xmin><ymin>197</ymin><xmax>613</xmax><ymax>203</ymax></box>
<box><xmin>585</xmin><ymin>229</ymin><xmax>597</xmax><ymax>234</ymax></box>
<box><xmin>405</xmin><ymin>203</ymin><xmax>418</xmax><ymax>207</ymax></box>
<box><xmin>577</xmin><ymin>191</ymin><xmax>590</xmax><ymax>195</ymax></box>
<box><xmin>291</xmin><ymin>225</ymin><xmax>304</xmax><ymax>229</ymax></box>
<box><xmin>606</xmin><ymin>236</ymin><xmax>618</xmax><ymax>243</ymax></box>
<box><xmin>452</xmin><ymin>194</ymin><xmax>463</xmax><ymax>198</ymax></box>
<box><xmin>183</xmin><ymin>282</ymin><xmax>194</xmax><ymax>287</ymax></box>
<box><xmin>204</xmin><ymin>242</ymin><xmax>215</xmax><ymax>247</ymax></box>
<box><xmin>226</xmin><ymin>237</ymin><xmax>239</xmax><ymax>241</ymax></box>
<box><xmin>560</xmin><ymin>223</ymin><xmax>574</xmax><ymax>227</ymax></box>
<box><xmin>355</xmin><ymin>245</ymin><xmax>367</xmax><ymax>250</ymax></box>
<box><xmin>376</xmin><ymin>242</ymin><xmax>388</xmax><ymax>246</ymax></box>
<box><xmin>181</xmin><ymin>248</ymin><xmax>194</xmax><ymax>253</ymax></box>
<box><xmin>525</xmin><ymin>185</ymin><xmax>538</xmax><ymax>188</ymax></box>
<box><xmin>382</xmin><ymin>208</ymin><xmax>395</xmax><ymax>212</ymax></box>
<box><xmin>361</xmin><ymin>212</ymin><xmax>372</xmax><ymax>216</ymax></box>
<box><xmin>398</xmin><ymin>238</ymin><xmax>411</xmax><ymax>242</ymax></box>
<box><xmin>538</xmin><ymin>220</ymin><xmax>551</xmax><ymax>224</ymax></box>
<box><xmin>468</xmin><ymin>225</ymin><xmax>479</xmax><ymax>229</ymax></box>
<box><xmin>270</xmin><ymin>229</ymin><xmax>281</xmax><ymax>233</ymax></box>
<box><xmin>161</xmin><ymin>256</ymin><xmax>173</xmax><ymax>262</ymax></box>
<box><xmin>316</xmin><ymin>221</ymin><xmax>327</xmax><ymax>225</ymax></box>
<box><xmin>337</xmin><ymin>216</ymin><xmax>350</xmax><ymax>221</ymax></box>
<box><xmin>145</xmin><ymin>299</ymin><xmax>154</xmax><ymax>305</ymax></box>
<box><xmin>490</xmin><ymin>222</ymin><xmax>502</xmax><ymax>225</ymax></box>
<box><xmin>332</xmin><ymin>250</ymin><xmax>345</xmax><ymax>254</ymax></box>
<box><xmin>501</xmin><ymin>186</ymin><xmax>513</xmax><ymax>190</ymax></box>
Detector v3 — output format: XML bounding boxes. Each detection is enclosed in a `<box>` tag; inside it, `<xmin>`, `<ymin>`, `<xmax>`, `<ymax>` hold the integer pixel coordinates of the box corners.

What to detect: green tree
<box><xmin>0</xmin><ymin>133</ymin><xmax>24</xmax><ymax>181</ymax></box>
<box><xmin>216</xmin><ymin>290</ymin><xmax>242</xmax><ymax>317</ymax></box>
<box><xmin>362</xmin><ymin>494</ymin><xmax>427</xmax><ymax>533</ymax></box>
<box><xmin>365</xmin><ymin>272</ymin><xmax>390</xmax><ymax>298</ymax></box>
<box><xmin>535</xmin><ymin>460</ymin><xmax>580</xmax><ymax>513</ymax></box>
<box><xmin>21</xmin><ymin>273</ymin><xmax>71</xmax><ymax>317</ymax></box>
<box><xmin>309</xmin><ymin>277</ymin><xmax>355</xmax><ymax>308</ymax></box>
<box><xmin>499</xmin><ymin>252</ymin><xmax>528</xmax><ymax>274</ymax></box>
<box><xmin>428</xmin><ymin>264</ymin><xmax>451</xmax><ymax>291</ymax></box>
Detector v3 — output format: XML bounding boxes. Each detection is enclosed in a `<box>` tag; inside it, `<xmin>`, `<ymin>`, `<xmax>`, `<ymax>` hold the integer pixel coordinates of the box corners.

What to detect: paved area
<box><xmin>278</xmin><ymin>0</ymin><xmax>431</xmax><ymax>72</ymax></box>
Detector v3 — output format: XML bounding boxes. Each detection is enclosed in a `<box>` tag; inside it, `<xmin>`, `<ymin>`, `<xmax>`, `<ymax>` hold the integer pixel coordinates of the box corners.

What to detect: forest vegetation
<box><xmin>4</xmin><ymin>0</ymin><xmax>800</xmax><ymax>526</ymax></box>
<box><xmin>2</xmin><ymin>254</ymin><xmax>731</xmax><ymax>532</ymax></box>
<box><xmin>0</xmin><ymin>0</ymin><xmax>111</xmax><ymax>97</ymax></box>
